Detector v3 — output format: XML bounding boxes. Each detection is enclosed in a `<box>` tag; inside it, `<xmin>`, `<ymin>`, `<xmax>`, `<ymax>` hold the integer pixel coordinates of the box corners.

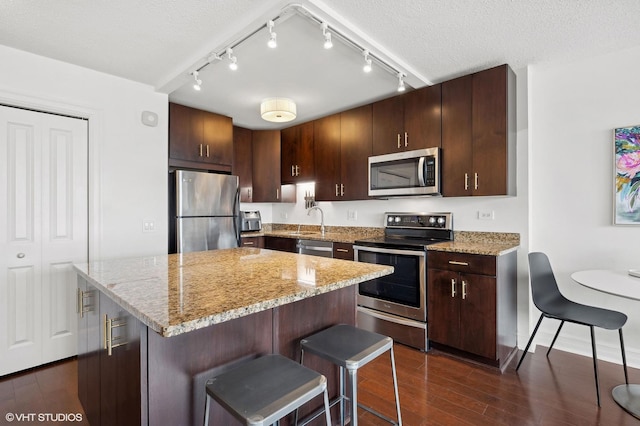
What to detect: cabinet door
<box><xmin>241</xmin><ymin>236</ymin><xmax>264</xmax><ymax>248</ymax></box>
<box><xmin>332</xmin><ymin>242</ymin><xmax>354</xmax><ymax>260</ymax></box>
<box><xmin>404</xmin><ymin>84</ymin><xmax>442</xmax><ymax>150</ymax></box>
<box><xmin>340</xmin><ymin>104</ymin><xmax>372</xmax><ymax>200</ymax></box>
<box><xmin>233</xmin><ymin>126</ymin><xmax>253</xmax><ymax>202</ymax></box>
<box><xmin>441</xmin><ymin>75</ymin><xmax>473</xmax><ymax>196</ymax></box>
<box><xmin>264</xmin><ymin>236</ymin><xmax>297</xmax><ymax>253</ymax></box>
<box><xmin>100</xmin><ymin>295</ymin><xmax>142</xmax><ymax>426</ymax></box>
<box><xmin>427</xmin><ymin>268</ymin><xmax>460</xmax><ymax>348</ymax></box>
<box><xmin>472</xmin><ymin>65</ymin><xmax>512</xmax><ymax>196</ymax></box>
<box><xmin>458</xmin><ymin>273</ymin><xmax>497</xmax><ymax>359</ymax></box>
<box><xmin>372</xmin><ymin>96</ymin><xmax>403</xmax><ymax>155</ymax></box>
<box><xmin>202</xmin><ymin>112</ymin><xmax>233</xmax><ymax>166</ymax></box>
<box><xmin>77</xmin><ymin>280</ymin><xmax>101</xmax><ymax>426</ymax></box>
<box><xmin>280</xmin><ymin>122</ymin><xmax>314</xmax><ymax>184</ymax></box>
<box><xmin>252</xmin><ymin>130</ymin><xmax>281</xmax><ymax>202</ymax></box>
<box><xmin>169</xmin><ymin>102</ymin><xmax>202</xmax><ymax>162</ymax></box>
<box><xmin>314</xmin><ymin>114</ymin><xmax>341</xmax><ymax>201</ymax></box>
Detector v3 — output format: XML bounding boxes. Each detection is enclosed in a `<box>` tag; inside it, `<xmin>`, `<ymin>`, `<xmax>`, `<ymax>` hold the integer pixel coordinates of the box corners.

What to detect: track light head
<box><xmin>397</xmin><ymin>72</ymin><xmax>406</xmax><ymax>92</ymax></box>
<box><xmin>192</xmin><ymin>71</ymin><xmax>202</xmax><ymax>91</ymax></box>
<box><xmin>363</xmin><ymin>50</ymin><xmax>372</xmax><ymax>73</ymax></box>
<box><xmin>321</xmin><ymin>22</ymin><xmax>333</xmax><ymax>49</ymax></box>
<box><xmin>267</xmin><ymin>20</ymin><xmax>277</xmax><ymax>48</ymax></box>
<box><xmin>226</xmin><ymin>48</ymin><xmax>238</xmax><ymax>70</ymax></box>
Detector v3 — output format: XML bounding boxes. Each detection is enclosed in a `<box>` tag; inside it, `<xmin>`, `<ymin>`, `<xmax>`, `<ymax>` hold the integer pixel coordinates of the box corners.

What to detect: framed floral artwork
<box><xmin>614</xmin><ymin>125</ymin><xmax>640</xmax><ymax>224</ymax></box>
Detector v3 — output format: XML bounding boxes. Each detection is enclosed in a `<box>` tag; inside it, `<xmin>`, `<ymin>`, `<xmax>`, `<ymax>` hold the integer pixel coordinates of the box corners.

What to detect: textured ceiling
<box><xmin>2</xmin><ymin>0</ymin><xmax>640</xmax><ymax>129</ymax></box>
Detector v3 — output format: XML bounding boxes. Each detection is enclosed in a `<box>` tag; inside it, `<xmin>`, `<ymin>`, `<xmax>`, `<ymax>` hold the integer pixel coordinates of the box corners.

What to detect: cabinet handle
<box><xmin>243</xmin><ymin>241</ymin><xmax>255</xmax><ymax>246</ymax></box>
<box><xmin>336</xmin><ymin>248</ymin><xmax>349</xmax><ymax>253</ymax></box>
<box><xmin>295</xmin><ymin>165</ymin><xmax>300</xmax><ymax>176</ymax></box>
<box><xmin>77</xmin><ymin>289</ymin><xmax>93</xmax><ymax>318</ymax></box>
<box><xmin>464</xmin><ymin>173</ymin><xmax>469</xmax><ymax>190</ymax></box>
<box><xmin>291</xmin><ymin>165</ymin><xmax>295</xmax><ymax>177</ymax></box>
<box><xmin>397</xmin><ymin>134</ymin><xmax>401</xmax><ymax>149</ymax></box>
<box><xmin>247</xmin><ymin>188</ymin><xmax>252</xmax><ymax>200</ymax></box>
<box><xmin>448</xmin><ymin>260</ymin><xmax>469</xmax><ymax>266</ymax></box>
<box><xmin>104</xmin><ymin>314</ymin><xmax>128</xmax><ymax>356</ymax></box>
<box><xmin>276</xmin><ymin>188</ymin><xmax>280</xmax><ymax>200</ymax></box>
<box><xmin>474</xmin><ymin>173</ymin><xmax>479</xmax><ymax>190</ymax></box>
<box><xmin>404</xmin><ymin>132</ymin><xmax>408</xmax><ymax>147</ymax></box>
<box><xmin>462</xmin><ymin>280</ymin><xmax>468</xmax><ymax>300</ymax></box>
<box><xmin>340</xmin><ymin>183</ymin><xmax>344</xmax><ymax>197</ymax></box>
<box><xmin>206</xmin><ymin>145</ymin><xmax>210</xmax><ymax>157</ymax></box>
<box><xmin>335</xmin><ymin>184</ymin><xmax>339</xmax><ymax>197</ymax></box>
<box><xmin>77</xmin><ymin>288</ymin><xmax>82</xmax><ymax>315</ymax></box>
<box><xmin>451</xmin><ymin>279</ymin><xmax>456</xmax><ymax>297</ymax></box>
<box><xmin>199</xmin><ymin>144</ymin><xmax>203</xmax><ymax>157</ymax></box>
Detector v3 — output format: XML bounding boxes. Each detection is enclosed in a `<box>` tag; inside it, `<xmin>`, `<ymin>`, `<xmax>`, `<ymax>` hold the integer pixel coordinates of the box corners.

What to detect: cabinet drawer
<box><xmin>427</xmin><ymin>251</ymin><xmax>496</xmax><ymax>275</ymax></box>
<box><xmin>241</xmin><ymin>236</ymin><xmax>264</xmax><ymax>248</ymax></box>
<box><xmin>333</xmin><ymin>242</ymin><xmax>354</xmax><ymax>260</ymax></box>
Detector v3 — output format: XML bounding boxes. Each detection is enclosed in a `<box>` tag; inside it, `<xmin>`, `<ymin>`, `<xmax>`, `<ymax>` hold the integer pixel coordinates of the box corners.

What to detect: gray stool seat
<box><xmin>204</xmin><ymin>354</ymin><xmax>331</xmax><ymax>426</ymax></box>
<box><xmin>300</xmin><ymin>324</ymin><xmax>402</xmax><ymax>426</ymax></box>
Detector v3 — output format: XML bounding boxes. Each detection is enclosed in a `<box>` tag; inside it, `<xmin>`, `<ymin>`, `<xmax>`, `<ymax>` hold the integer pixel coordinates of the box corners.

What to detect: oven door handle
<box><xmin>357</xmin><ymin>306</ymin><xmax>427</xmax><ymax>329</ymax></box>
<box><xmin>353</xmin><ymin>245</ymin><xmax>426</xmax><ymax>257</ymax></box>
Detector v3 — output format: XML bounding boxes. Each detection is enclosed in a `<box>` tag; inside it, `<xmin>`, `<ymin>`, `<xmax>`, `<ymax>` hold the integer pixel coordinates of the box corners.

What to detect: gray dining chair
<box><xmin>516</xmin><ymin>252</ymin><xmax>629</xmax><ymax>406</ymax></box>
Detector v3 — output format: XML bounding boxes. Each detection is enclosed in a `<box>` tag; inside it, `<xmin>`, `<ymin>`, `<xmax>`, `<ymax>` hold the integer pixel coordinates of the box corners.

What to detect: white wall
<box><xmin>0</xmin><ymin>45</ymin><xmax>168</xmax><ymax>261</ymax></box>
<box><xmin>529</xmin><ymin>45</ymin><xmax>640</xmax><ymax>366</ymax></box>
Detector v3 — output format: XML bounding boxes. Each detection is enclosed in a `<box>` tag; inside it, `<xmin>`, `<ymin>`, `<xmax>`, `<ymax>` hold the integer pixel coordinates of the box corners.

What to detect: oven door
<box><xmin>353</xmin><ymin>245</ymin><xmax>426</xmax><ymax>321</ymax></box>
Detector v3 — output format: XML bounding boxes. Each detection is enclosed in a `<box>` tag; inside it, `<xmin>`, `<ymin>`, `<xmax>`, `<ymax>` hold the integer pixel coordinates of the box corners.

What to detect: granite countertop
<box><xmin>73</xmin><ymin>248</ymin><xmax>393</xmax><ymax>338</ymax></box>
<box><xmin>245</xmin><ymin>225</ymin><xmax>520</xmax><ymax>256</ymax></box>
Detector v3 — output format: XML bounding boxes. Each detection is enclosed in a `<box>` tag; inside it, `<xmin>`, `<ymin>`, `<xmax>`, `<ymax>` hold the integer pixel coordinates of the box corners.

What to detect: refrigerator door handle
<box><xmin>233</xmin><ymin>185</ymin><xmax>241</xmax><ymax>247</ymax></box>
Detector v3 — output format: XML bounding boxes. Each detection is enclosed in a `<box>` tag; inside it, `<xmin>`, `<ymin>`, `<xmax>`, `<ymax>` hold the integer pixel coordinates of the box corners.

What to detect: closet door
<box><xmin>0</xmin><ymin>105</ymin><xmax>88</xmax><ymax>375</ymax></box>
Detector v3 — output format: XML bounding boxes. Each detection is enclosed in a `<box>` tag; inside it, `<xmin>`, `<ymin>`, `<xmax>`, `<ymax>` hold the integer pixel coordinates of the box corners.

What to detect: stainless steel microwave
<box><xmin>368</xmin><ymin>147</ymin><xmax>440</xmax><ymax>197</ymax></box>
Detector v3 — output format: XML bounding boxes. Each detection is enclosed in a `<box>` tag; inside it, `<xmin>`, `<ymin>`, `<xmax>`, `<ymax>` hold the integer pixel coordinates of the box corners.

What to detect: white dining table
<box><xmin>571</xmin><ymin>269</ymin><xmax>640</xmax><ymax>419</ymax></box>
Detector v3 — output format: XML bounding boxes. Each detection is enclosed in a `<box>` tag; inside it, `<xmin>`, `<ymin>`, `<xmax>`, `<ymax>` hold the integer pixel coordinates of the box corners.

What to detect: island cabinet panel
<box><xmin>147</xmin><ymin>310</ymin><xmax>274</xmax><ymax>426</ymax></box>
<box><xmin>169</xmin><ymin>102</ymin><xmax>233</xmax><ymax>172</ymax></box>
<box><xmin>372</xmin><ymin>84</ymin><xmax>442</xmax><ymax>155</ymax></box>
<box><xmin>77</xmin><ymin>280</ymin><xmax>101</xmax><ymax>426</ymax></box>
<box><xmin>427</xmin><ymin>250</ymin><xmax>517</xmax><ymax>371</ymax></box>
<box><xmin>441</xmin><ymin>64</ymin><xmax>516</xmax><ymax>197</ymax></box>
<box><xmin>281</xmin><ymin>121</ymin><xmax>314</xmax><ymax>184</ymax></box>
<box><xmin>252</xmin><ymin>129</ymin><xmax>296</xmax><ymax>203</ymax></box>
<box><xmin>232</xmin><ymin>125</ymin><xmax>254</xmax><ymax>202</ymax></box>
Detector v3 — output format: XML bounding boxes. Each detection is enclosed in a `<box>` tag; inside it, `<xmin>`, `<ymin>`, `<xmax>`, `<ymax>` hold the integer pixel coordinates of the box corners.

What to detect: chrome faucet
<box><xmin>307</xmin><ymin>206</ymin><xmax>325</xmax><ymax>236</ymax></box>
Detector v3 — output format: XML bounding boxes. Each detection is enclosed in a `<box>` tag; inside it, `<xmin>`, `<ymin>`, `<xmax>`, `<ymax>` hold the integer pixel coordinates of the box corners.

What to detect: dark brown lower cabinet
<box><xmin>264</xmin><ymin>236</ymin><xmax>297</xmax><ymax>252</ymax></box>
<box><xmin>77</xmin><ymin>277</ymin><xmax>355</xmax><ymax>425</ymax></box>
<box><xmin>427</xmin><ymin>250</ymin><xmax>517</xmax><ymax>371</ymax></box>
<box><xmin>332</xmin><ymin>242</ymin><xmax>354</xmax><ymax>260</ymax></box>
<box><xmin>240</xmin><ymin>235</ymin><xmax>264</xmax><ymax>248</ymax></box>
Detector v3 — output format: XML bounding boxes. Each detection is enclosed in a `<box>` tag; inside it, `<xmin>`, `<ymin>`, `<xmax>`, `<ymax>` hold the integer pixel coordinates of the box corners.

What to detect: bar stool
<box><xmin>204</xmin><ymin>354</ymin><xmax>332</xmax><ymax>426</ymax></box>
<box><xmin>299</xmin><ymin>324</ymin><xmax>402</xmax><ymax>426</ymax></box>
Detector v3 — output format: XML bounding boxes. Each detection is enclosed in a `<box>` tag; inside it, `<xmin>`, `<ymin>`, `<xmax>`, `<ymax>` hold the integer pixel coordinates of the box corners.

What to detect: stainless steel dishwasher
<box><xmin>297</xmin><ymin>239</ymin><xmax>333</xmax><ymax>258</ymax></box>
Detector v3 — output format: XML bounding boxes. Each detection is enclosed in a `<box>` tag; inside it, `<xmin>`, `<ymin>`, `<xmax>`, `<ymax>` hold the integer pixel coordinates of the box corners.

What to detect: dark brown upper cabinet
<box><xmin>280</xmin><ymin>121</ymin><xmax>314</xmax><ymax>184</ymax></box>
<box><xmin>372</xmin><ymin>84</ymin><xmax>442</xmax><ymax>156</ymax></box>
<box><xmin>251</xmin><ymin>129</ymin><xmax>296</xmax><ymax>203</ymax></box>
<box><xmin>232</xmin><ymin>126</ymin><xmax>253</xmax><ymax>202</ymax></box>
<box><xmin>441</xmin><ymin>64</ymin><xmax>516</xmax><ymax>197</ymax></box>
<box><xmin>169</xmin><ymin>102</ymin><xmax>233</xmax><ymax>172</ymax></box>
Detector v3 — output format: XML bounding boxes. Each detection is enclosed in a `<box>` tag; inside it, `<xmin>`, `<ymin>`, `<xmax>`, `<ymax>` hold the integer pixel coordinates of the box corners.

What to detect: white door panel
<box><xmin>0</xmin><ymin>105</ymin><xmax>87</xmax><ymax>375</ymax></box>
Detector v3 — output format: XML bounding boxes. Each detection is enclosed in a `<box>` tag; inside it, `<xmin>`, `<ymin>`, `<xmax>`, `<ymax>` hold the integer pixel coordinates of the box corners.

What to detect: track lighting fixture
<box><xmin>397</xmin><ymin>72</ymin><xmax>406</xmax><ymax>92</ymax></box>
<box><xmin>321</xmin><ymin>22</ymin><xmax>333</xmax><ymax>49</ymax></box>
<box><xmin>363</xmin><ymin>50</ymin><xmax>372</xmax><ymax>73</ymax></box>
<box><xmin>226</xmin><ymin>48</ymin><xmax>238</xmax><ymax>70</ymax></box>
<box><xmin>267</xmin><ymin>20</ymin><xmax>277</xmax><ymax>48</ymax></box>
<box><xmin>192</xmin><ymin>71</ymin><xmax>202</xmax><ymax>91</ymax></box>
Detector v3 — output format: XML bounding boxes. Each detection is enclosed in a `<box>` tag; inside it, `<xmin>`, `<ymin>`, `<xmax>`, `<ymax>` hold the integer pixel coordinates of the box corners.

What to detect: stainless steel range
<box><xmin>353</xmin><ymin>212</ymin><xmax>453</xmax><ymax>351</ymax></box>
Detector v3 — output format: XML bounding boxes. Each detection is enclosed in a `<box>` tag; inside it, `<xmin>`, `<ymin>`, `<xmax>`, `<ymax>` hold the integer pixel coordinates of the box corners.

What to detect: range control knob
<box><xmin>394</xmin><ymin>216</ymin><xmax>402</xmax><ymax>223</ymax></box>
<box><xmin>437</xmin><ymin>217</ymin><xmax>446</xmax><ymax>225</ymax></box>
<box><xmin>387</xmin><ymin>216</ymin><xmax>394</xmax><ymax>223</ymax></box>
<box><xmin>428</xmin><ymin>216</ymin><xmax>436</xmax><ymax>225</ymax></box>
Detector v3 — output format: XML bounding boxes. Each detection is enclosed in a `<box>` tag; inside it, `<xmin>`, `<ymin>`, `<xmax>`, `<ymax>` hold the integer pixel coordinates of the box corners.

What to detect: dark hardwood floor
<box><xmin>0</xmin><ymin>344</ymin><xmax>637</xmax><ymax>425</ymax></box>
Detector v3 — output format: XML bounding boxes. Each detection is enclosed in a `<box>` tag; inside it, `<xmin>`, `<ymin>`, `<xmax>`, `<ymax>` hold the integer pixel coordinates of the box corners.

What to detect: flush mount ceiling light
<box><xmin>397</xmin><ymin>72</ymin><xmax>406</xmax><ymax>92</ymax></box>
<box><xmin>261</xmin><ymin>98</ymin><xmax>297</xmax><ymax>122</ymax></box>
<box><xmin>192</xmin><ymin>70</ymin><xmax>202</xmax><ymax>91</ymax></box>
<box><xmin>226</xmin><ymin>48</ymin><xmax>238</xmax><ymax>70</ymax></box>
<box><xmin>321</xmin><ymin>22</ymin><xmax>333</xmax><ymax>49</ymax></box>
<box><xmin>363</xmin><ymin>50</ymin><xmax>372</xmax><ymax>73</ymax></box>
<box><xmin>267</xmin><ymin>20</ymin><xmax>277</xmax><ymax>48</ymax></box>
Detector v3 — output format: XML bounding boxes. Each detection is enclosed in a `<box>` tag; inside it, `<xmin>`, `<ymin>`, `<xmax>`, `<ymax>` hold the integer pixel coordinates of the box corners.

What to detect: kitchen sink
<box><xmin>287</xmin><ymin>231</ymin><xmax>317</xmax><ymax>236</ymax></box>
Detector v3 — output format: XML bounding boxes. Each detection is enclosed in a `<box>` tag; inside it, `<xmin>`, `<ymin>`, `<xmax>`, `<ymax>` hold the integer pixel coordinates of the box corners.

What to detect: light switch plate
<box><xmin>478</xmin><ymin>210</ymin><xmax>494</xmax><ymax>220</ymax></box>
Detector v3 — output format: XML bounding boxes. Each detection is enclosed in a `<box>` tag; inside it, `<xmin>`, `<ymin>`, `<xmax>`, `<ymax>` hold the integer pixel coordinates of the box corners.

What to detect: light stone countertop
<box><xmin>73</xmin><ymin>248</ymin><xmax>393</xmax><ymax>338</ymax></box>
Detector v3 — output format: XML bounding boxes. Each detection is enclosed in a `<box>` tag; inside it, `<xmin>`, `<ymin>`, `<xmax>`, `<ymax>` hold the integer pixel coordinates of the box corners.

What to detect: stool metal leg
<box><xmin>390</xmin><ymin>346</ymin><xmax>402</xmax><ymax>425</ymax></box>
<box><xmin>203</xmin><ymin>394</ymin><xmax>211</xmax><ymax>426</ymax></box>
<box><xmin>349</xmin><ymin>368</ymin><xmax>358</xmax><ymax>426</ymax></box>
<box><xmin>322</xmin><ymin>387</ymin><xmax>332</xmax><ymax>426</ymax></box>
<box><xmin>339</xmin><ymin>366</ymin><xmax>346</xmax><ymax>425</ymax></box>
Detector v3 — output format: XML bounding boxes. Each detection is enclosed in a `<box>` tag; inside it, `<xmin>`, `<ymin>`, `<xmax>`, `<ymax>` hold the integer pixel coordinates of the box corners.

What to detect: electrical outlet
<box><xmin>347</xmin><ymin>210</ymin><xmax>358</xmax><ymax>221</ymax></box>
<box><xmin>478</xmin><ymin>210</ymin><xmax>494</xmax><ymax>220</ymax></box>
<box><xmin>143</xmin><ymin>219</ymin><xmax>155</xmax><ymax>232</ymax></box>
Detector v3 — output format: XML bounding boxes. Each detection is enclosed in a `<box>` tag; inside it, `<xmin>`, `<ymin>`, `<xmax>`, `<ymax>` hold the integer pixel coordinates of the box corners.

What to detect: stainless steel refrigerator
<box><xmin>169</xmin><ymin>170</ymin><xmax>240</xmax><ymax>253</ymax></box>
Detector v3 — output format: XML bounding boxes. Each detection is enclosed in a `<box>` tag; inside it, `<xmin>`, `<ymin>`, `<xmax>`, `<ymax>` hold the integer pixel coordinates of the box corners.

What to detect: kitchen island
<box><xmin>74</xmin><ymin>247</ymin><xmax>392</xmax><ymax>426</ymax></box>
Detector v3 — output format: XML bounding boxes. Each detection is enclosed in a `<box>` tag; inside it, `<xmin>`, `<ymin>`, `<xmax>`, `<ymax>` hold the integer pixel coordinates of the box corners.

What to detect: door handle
<box><xmin>397</xmin><ymin>134</ymin><xmax>401</xmax><ymax>149</ymax></box>
<box><xmin>462</xmin><ymin>280</ymin><xmax>468</xmax><ymax>300</ymax></box>
<box><xmin>404</xmin><ymin>131</ymin><xmax>408</xmax><ymax>147</ymax></box>
<box><xmin>464</xmin><ymin>173</ymin><xmax>469</xmax><ymax>190</ymax></box>
<box><xmin>451</xmin><ymin>278</ymin><xmax>456</xmax><ymax>297</ymax></box>
<box><xmin>474</xmin><ymin>173</ymin><xmax>479</xmax><ymax>190</ymax></box>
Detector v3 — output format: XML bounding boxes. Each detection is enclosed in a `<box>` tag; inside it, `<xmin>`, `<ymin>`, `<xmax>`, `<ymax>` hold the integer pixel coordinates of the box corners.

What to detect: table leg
<box><xmin>613</xmin><ymin>384</ymin><xmax>640</xmax><ymax>419</ymax></box>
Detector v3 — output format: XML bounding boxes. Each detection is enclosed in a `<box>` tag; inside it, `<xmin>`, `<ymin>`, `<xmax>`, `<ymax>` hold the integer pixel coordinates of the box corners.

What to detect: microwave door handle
<box><xmin>417</xmin><ymin>157</ymin><xmax>426</xmax><ymax>186</ymax></box>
